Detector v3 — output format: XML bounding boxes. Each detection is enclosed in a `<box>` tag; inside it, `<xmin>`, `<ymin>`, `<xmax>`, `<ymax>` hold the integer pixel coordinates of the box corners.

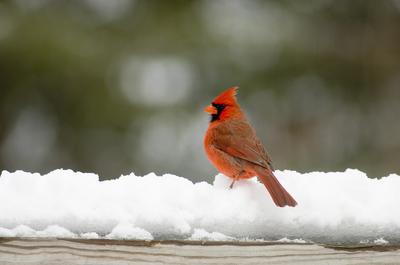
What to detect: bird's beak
<box><xmin>204</xmin><ymin>105</ymin><xmax>218</xmax><ymax>115</ymax></box>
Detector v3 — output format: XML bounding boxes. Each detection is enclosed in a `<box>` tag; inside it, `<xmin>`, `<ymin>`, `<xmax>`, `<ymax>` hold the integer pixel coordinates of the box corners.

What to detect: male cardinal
<box><xmin>204</xmin><ymin>87</ymin><xmax>297</xmax><ymax>207</ymax></box>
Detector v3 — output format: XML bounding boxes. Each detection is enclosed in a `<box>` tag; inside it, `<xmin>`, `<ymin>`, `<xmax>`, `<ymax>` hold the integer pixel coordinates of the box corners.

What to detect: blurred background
<box><xmin>1</xmin><ymin>0</ymin><xmax>400</xmax><ymax>181</ymax></box>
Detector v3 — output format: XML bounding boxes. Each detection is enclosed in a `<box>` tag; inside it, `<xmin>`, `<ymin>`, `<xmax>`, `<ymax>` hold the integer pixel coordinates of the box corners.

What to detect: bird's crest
<box><xmin>212</xmin><ymin>86</ymin><xmax>239</xmax><ymax>106</ymax></box>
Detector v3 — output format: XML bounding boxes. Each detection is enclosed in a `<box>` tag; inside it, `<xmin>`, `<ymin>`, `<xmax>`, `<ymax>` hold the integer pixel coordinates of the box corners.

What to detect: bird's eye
<box><xmin>212</xmin><ymin>103</ymin><xmax>226</xmax><ymax>111</ymax></box>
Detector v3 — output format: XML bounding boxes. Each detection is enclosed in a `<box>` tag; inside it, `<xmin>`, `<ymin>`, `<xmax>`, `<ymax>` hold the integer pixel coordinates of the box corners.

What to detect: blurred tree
<box><xmin>0</xmin><ymin>0</ymin><xmax>399</xmax><ymax>180</ymax></box>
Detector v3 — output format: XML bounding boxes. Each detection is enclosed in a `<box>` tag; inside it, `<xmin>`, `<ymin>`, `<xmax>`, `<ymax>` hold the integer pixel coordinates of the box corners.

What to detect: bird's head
<box><xmin>204</xmin><ymin>86</ymin><xmax>242</xmax><ymax>122</ymax></box>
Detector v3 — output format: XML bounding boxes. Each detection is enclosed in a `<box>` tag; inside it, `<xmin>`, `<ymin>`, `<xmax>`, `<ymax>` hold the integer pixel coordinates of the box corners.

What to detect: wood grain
<box><xmin>0</xmin><ymin>238</ymin><xmax>400</xmax><ymax>265</ymax></box>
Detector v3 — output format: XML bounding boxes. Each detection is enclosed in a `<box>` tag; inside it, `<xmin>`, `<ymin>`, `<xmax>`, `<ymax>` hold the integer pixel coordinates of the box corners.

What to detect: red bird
<box><xmin>204</xmin><ymin>87</ymin><xmax>297</xmax><ymax>207</ymax></box>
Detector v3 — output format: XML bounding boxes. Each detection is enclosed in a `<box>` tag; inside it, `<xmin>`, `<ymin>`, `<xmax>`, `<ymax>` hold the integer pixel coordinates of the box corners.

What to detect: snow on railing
<box><xmin>0</xmin><ymin>169</ymin><xmax>399</xmax><ymax>244</ymax></box>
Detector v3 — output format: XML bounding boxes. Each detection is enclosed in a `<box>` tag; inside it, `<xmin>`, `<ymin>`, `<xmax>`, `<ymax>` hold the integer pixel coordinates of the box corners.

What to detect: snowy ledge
<box><xmin>0</xmin><ymin>169</ymin><xmax>399</xmax><ymax>244</ymax></box>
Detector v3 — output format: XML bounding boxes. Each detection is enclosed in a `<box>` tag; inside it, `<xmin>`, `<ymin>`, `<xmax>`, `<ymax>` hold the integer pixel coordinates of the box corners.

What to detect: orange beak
<box><xmin>204</xmin><ymin>105</ymin><xmax>218</xmax><ymax>115</ymax></box>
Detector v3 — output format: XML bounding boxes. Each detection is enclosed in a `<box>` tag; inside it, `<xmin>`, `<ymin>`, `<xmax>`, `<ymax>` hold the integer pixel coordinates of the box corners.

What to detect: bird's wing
<box><xmin>212</xmin><ymin>119</ymin><xmax>274</xmax><ymax>170</ymax></box>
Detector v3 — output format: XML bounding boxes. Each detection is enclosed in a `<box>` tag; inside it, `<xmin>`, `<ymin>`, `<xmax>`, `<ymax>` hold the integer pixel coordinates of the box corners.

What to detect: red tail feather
<box><xmin>256</xmin><ymin>168</ymin><xmax>297</xmax><ymax>207</ymax></box>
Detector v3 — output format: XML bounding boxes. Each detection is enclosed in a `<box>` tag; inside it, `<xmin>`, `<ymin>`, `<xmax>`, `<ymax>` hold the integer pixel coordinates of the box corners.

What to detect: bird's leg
<box><xmin>229</xmin><ymin>172</ymin><xmax>243</xmax><ymax>189</ymax></box>
<box><xmin>229</xmin><ymin>179</ymin><xmax>236</xmax><ymax>189</ymax></box>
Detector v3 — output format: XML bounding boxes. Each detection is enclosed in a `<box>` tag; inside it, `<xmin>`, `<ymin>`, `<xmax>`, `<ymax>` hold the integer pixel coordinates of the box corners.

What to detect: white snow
<box><xmin>0</xmin><ymin>225</ymin><xmax>75</xmax><ymax>238</ymax></box>
<box><xmin>36</xmin><ymin>225</ymin><xmax>76</xmax><ymax>238</ymax></box>
<box><xmin>189</xmin><ymin>229</ymin><xmax>233</xmax><ymax>241</ymax></box>
<box><xmin>80</xmin><ymin>232</ymin><xmax>100</xmax><ymax>239</ymax></box>
<box><xmin>0</xmin><ymin>168</ymin><xmax>399</xmax><ymax>244</ymax></box>
<box><xmin>374</xmin><ymin>238</ymin><xmax>389</xmax><ymax>245</ymax></box>
<box><xmin>277</xmin><ymin>237</ymin><xmax>307</xmax><ymax>244</ymax></box>
<box><xmin>105</xmin><ymin>222</ymin><xmax>153</xmax><ymax>240</ymax></box>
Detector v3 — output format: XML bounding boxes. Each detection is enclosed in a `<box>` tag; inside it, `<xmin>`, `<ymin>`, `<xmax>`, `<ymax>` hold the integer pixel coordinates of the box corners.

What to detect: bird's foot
<box><xmin>229</xmin><ymin>173</ymin><xmax>243</xmax><ymax>189</ymax></box>
<box><xmin>229</xmin><ymin>180</ymin><xmax>235</xmax><ymax>189</ymax></box>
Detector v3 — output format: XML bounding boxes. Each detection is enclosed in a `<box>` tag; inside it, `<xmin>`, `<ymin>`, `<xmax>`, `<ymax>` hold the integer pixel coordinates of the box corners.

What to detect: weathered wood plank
<box><xmin>0</xmin><ymin>238</ymin><xmax>399</xmax><ymax>265</ymax></box>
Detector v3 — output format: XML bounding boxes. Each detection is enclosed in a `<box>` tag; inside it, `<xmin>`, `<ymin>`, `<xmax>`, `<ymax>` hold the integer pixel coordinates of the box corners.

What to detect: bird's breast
<box><xmin>204</xmin><ymin>124</ymin><xmax>255</xmax><ymax>179</ymax></box>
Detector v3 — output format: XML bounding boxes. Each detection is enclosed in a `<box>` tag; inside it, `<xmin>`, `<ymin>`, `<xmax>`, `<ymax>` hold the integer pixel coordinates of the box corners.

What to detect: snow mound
<box><xmin>106</xmin><ymin>222</ymin><xmax>153</xmax><ymax>240</ymax></box>
<box><xmin>277</xmin><ymin>237</ymin><xmax>307</xmax><ymax>244</ymax></box>
<box><xmin>0</xmin><ymin>169</ymin><xmax>399</xmax><ymax>244</ymax></box>
<box><xmin>189</xmin><ymin>229</ymin><xmax>233</xmax><ymax>241</ymax></box>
